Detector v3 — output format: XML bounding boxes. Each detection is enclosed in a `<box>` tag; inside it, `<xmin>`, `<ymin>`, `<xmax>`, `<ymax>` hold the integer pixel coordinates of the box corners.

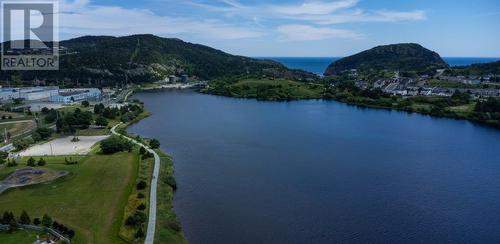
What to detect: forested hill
<box><xmin>324</xmin><ymin>43</ymin><xmax>449</xmax><ymax>76</ymax></box>
<box><xmin>0</xmin><ymin>34</ymin><xmax>315</xmax><ymax>86</ymax></box>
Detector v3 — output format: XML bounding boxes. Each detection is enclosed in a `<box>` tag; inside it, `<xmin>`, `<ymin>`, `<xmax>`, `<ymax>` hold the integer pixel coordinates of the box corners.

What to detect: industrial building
<box><xmin>0</xmin><ymin>86</ymin><xmax>59</xmax><ymax>102</ymax></box>
<box><xmin>0</xmin><ymin>86</ymin><xmax>102</xmax><ymax>104</ymax></box>
<box><xmin>49</xmin><ymin>88</ymin><xmax>102</xmax><ymax>103</ymax></box>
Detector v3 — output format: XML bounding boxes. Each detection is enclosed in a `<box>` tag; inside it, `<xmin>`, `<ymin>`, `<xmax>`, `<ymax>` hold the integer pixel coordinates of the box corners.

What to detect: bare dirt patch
<box><xmin>19</xmin><ymin>136</ymin><xmax>109</xmax><ymax>156</ymax></box>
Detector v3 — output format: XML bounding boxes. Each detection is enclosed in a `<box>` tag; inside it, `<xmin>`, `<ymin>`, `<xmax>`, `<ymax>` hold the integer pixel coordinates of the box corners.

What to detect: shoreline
<box><xmin>120</xmin><ymin>91</ymin><xmax>187</xmax><ymax>243</ymax></box>
<box><xmin>200</xmin><ymin>90</ymin><xmax>500</xmax><ymax>129</ymax></box>
<box><xmin>132</xmin><ymin>85</ymin><xmax>499</xmax><ymax>129</ymax></box>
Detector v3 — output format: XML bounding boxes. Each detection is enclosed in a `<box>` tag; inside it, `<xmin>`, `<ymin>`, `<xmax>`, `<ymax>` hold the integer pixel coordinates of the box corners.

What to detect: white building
<box><xmin>0</xmin><ymin>88</ymin><xmax>20</xmax><ymax>101</ymax></box>
<box><xmin>0</xmin><ymin>86</ymin><xmax>59</xmax><ymax>102</ymax></box>
<box><xmin>50</xmin><ymin>88</ymin><xmax>102</xmax><ymax>103</ymax></box>
<box><xmin>19</xmin><ymin>87</ymin><xmax>59</xmax><ymax>100</ymax></box>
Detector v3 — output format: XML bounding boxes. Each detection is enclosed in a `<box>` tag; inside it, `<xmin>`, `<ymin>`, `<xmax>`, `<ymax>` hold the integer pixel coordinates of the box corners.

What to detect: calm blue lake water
<box><xmin>263</xmin><ymin>57</ymin><xmax>500</xmax><ymax>75</ymax></box>
<box><xmin>129</xmin><ymin>90</ymin><xmax>500</xmax><ymax>244</ymax></box>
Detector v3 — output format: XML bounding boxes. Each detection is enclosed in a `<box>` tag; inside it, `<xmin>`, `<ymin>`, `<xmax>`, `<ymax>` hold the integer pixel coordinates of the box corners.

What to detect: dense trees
<box><xmin>95</xmin><ymin>116</ymin><xmax>109</xmax><ymax>126</ymax></box>
<box><xmin>42</xmin><ymin>214</ymin><xmax>52</xmax><ymax>227</ymax></box>
<box><xmin>41</xmin><ymin>108</ymin><xmax>58</xmax><ymax>124</ymax></box>
<box><xmin>56</xmin><ymin>108</ymin><xmax>93</xmax><ymax>133</ymax></box>
<box><xmin>38</xmin><ymin>158</ymin><xmax>46</xmax><ymax>166</ymax></box>
<box><xmin>27</xmin><ymin>157</ymin><xmax>36</xmax><ymax>167</ymax></box>
<box><xmin>81</xmin><ymin>100</ymin><xmax>90</xmax><ymax>107</ymax></box>
<box><xmin>125</xmin><ymin>211</ymin><xmax>147</xmax><ymax>227</ymax></box>
<box><xmin>135</xmin><ymin>227</ymin><xmax>145</xmax><ymax>238</ymax></box>
<box><xmin>94</xmin><ymin>103</ymin><xmax>105</xmax><ymax>115</ymax></box>
<box><xmin>0</xmin><ymin>151</ymin><xmax>8</xmax><ymax>164</ymax></box>
<box><xmin>32</xmin><ymin>127</ymin><xmax>54</xmax><ymax>142</ymax></box>
<box><xmin>1</xmin><ymin>211</ymin><xmax>75</xmax><ymax>239</ymax></box>
<box><xmin>13</xmin><ymin>138</ymin><xmax>35</xmax><ymax>151</ymax></box>
<box><xmin>19</xmin><ymin>210</ymin><xmax>31</xmax><ymax>224</ymax></box>
<box><xmin>1</xmin><ymin>211</ymin><xmax>15</xmax><ymax>224</ymax></box>
<box><xmin>475</xmin><ymin>97</ymin><xmax>500</xmax><ymax>113</ymax></box>
<box><xmin>100</xmin><ymin>136</ymin><xmax>133</xmax><ymax>154</ymax></box>
<box><xmin>149</xmin><ymin>139</ymin><xmax>160</xmax><ymax>149</ymax></box>
<box><xmin>136</xmin><ymin>180</ymin><xmax>147</xmax><ymax>190</ymax></box>
<box><xmin>0</xmin><ymin>34</ymin><xmax>314</xmax><ymax>87</ymax></box>
<box><xmin>94</xmin><ymin>103</ymin><xmax>144</xmax><ymax>123</ymax></box>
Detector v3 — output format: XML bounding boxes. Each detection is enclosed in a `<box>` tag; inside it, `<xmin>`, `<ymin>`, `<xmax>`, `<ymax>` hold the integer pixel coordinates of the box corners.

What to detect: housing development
<box><xmin>349</xmin><ymin>70</ymin><xmax>500</xmax><ymax>98</ymax></box>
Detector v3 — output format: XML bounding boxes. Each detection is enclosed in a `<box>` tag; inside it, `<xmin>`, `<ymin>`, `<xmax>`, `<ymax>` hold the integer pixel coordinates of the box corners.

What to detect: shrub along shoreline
<box><xmin>112</xmin><ymin>99</ymin><xmax>187</xmax><ymax>243</ymax></box>
<box><xmin>204</xmin><ymin>78</ymin><xmax>500</xmax><ymax>129</ymax></box>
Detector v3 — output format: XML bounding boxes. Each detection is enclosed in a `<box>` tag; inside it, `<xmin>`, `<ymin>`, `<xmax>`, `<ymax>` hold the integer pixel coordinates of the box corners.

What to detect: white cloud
<box><xmin>305</xmin><ymin>10</ymin><xmax>427</xmax><ymax>24</ymax></box>
<box><xmin>270</xmin><ymin>0</ymin><xmax>359</xmax><ymax>16</ymax></box>
<box><xmin>277</xmin><ymin>25</ymin><xmax>361</xmax><ymax>41</ymax></box>
<box><xmin>57</xmin><ymin>0</ymin><xmax>263</xmax><ymax>40</ymax></box>
<box><xmin>189</xmin><ymin>0</ymin><xmax>426</xmax><ymax>25</ymax></box>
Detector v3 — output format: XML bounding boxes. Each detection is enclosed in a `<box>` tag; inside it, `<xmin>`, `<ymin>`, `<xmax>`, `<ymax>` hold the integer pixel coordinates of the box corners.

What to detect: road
<box><xmin>111</xmin><ymin>124</ymin><xmax>159</xmax><ymax>244</ymax></box>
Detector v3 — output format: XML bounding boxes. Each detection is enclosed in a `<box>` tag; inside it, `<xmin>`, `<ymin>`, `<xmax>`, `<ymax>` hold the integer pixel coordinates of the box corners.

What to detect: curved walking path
<box><xmin>111</xmin><ymin>123</ymin><xmax>159</xmax><ymax>244</ymax></box>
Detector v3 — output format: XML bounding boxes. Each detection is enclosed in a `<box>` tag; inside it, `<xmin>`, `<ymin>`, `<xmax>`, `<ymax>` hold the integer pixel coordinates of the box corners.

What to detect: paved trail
<box><xmin>111</xmin><ymin>124</ymin><xmax>159</xmax><ymax>244</ymax></box>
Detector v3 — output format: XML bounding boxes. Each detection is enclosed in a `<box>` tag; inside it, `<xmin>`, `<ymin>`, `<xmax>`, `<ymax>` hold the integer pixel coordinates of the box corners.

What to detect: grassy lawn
<box><xmin>447</xmin><ymin>103</ymin><xmax>475</xmax><ymax>116</ymax></box>
<box><xmin>0</xmin><ymin>152</ymin><xmax>139</xmax><ymax>244</ymax></box>
<box><xmin>0</xmin><ymin>120</ymin><xmax>35</xmax><ymax>137</ymax></box>
<box><xmin>0</xmin><ymin>230</ymin><xmax>44</xmax><ymax>243</ymax></box>
<box><xmin>154</xmin><ymin>150</ymin><xmax>187</xmax><ymax>244</ymax></box>
<box><xmin>425</xmin><ymin>79</ymin><xmax>476</xmax><ymax>88</ymax></box>
<box><xmin>411</xmin><ymin>103</ymin><xmax>432</xmax><ymax>111</ymax></box>
<box><xmin>74</xmin><ymin>128</ymin><xmax>110</xmax><ymax>136</ymax></box>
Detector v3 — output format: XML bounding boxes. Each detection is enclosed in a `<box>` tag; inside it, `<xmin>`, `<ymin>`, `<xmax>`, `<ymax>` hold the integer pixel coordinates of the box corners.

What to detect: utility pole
<box><xmin>49</xmin><ymin>141</ymin><xmax>54</xmax><ymax>156</ymax></box>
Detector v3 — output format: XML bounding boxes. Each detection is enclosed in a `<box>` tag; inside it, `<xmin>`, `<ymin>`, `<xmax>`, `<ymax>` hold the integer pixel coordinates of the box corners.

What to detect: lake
<box><xmin>129</xmin><ymin>90</ymin><xmax>500</xmax><ymax>244</ymax></box>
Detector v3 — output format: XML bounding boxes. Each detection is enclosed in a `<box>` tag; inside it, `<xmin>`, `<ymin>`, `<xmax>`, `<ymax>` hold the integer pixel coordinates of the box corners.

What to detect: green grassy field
<box><xmin>0</xmin><ymin>230</ymin><xmax>43</xmax><ymax>243</ymax></box>
<box><xmin>0</xmin><ymin>152</ymin><xmax>139</xmax><ymax>244</ymax></box>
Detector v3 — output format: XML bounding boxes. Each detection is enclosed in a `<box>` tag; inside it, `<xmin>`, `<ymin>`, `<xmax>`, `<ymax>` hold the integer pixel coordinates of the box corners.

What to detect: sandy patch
<box><xmin>19</xmin><ymin>136</ymin><xmax>109</xmax><ymax>156</ymax></box>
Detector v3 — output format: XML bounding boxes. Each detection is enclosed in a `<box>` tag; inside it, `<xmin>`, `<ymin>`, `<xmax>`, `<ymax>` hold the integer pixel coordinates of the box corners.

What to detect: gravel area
<box><xmin>19</xmin><ymin>136</ymin><xmax>109</xmax><ymax>156</ymax></box>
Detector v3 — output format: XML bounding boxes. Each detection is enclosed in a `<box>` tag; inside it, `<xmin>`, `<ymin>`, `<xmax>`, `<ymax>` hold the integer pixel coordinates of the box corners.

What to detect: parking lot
<box><xmin>19</xmin><ymin>136</ymin><xmax>109</xmax><ymax>156</ymax></box>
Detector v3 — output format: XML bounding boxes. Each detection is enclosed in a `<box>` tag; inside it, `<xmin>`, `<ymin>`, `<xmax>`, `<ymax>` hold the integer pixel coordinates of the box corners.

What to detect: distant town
<box><xmin>346</xmin><ymin>69</ymin><xmax>500</xmax><ymax>98</ymax></box>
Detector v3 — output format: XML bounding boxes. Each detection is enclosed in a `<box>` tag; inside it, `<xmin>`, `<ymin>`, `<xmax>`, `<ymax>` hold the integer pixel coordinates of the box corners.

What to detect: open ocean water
<box><xmin>261</xmin><ymin>57</ymin><xmax>500</xmax><ymax>75</ymax></box>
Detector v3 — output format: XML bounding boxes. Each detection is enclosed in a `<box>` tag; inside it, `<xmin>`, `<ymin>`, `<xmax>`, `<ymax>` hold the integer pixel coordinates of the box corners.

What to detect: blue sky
<box><xmin>56</xmin><ymin>0</ymin><xmax>500</xmax><ymax>57</ymax></box>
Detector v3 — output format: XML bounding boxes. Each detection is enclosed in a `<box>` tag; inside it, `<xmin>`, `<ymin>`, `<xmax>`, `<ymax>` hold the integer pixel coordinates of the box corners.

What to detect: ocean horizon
<box><xmin>257</xmin><ymin>57</ymin><xmax>500</xmax><ymax>75</ymax></box>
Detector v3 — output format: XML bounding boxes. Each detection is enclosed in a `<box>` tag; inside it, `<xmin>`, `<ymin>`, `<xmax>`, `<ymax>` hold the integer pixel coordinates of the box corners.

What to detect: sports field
<box><xmin>0</xmin><ymin>152</ymin><xmax>139</xmax><ymax>244</ymax></box>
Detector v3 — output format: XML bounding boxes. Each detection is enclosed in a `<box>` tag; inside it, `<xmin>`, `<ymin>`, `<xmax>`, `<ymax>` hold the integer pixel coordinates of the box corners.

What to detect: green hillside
<box><xmin>0</xmin><ymin>35</ymin><xmax>315</xmax><ymax>87</ymax></box>
<box><xmin>324</xmin><ymin>43</ymin><xmax>449</xmax><ymax>76</ymax></box>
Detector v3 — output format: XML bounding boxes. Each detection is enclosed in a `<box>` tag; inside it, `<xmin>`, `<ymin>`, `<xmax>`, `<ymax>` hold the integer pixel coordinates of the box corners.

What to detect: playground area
<box><xmin>19</xmin><ymin>136</ymin><xmax>109</xmax><ymax>156</ymax></box>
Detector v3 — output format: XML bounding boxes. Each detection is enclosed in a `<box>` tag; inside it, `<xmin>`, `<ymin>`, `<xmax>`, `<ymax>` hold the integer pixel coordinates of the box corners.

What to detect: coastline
<box><xmin>132</xmin><ymin>83</ymin><xmax>499</xmax><ymax>129</ymax></box>
<box><xmin>201</xmin><ymin>88</ymin><xmax>500</xmax><ymax>129</ymax></box>
<box><xmin>119</xmin><ymin>91</ymin><xmax>187</xmax><ymax>243</ymax></box>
